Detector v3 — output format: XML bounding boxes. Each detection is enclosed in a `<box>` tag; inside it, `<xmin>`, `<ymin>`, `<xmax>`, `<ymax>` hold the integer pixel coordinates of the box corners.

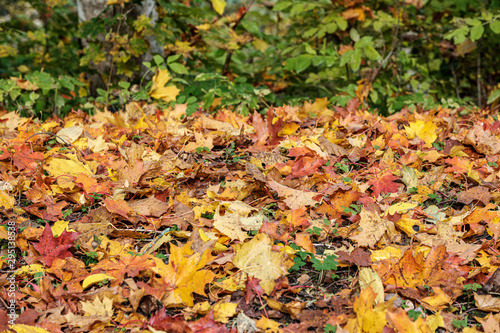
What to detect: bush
<box><xmin>1</xmin><ymin>0</ymin><xmax>500</xmax><ymax>118</ymax></box>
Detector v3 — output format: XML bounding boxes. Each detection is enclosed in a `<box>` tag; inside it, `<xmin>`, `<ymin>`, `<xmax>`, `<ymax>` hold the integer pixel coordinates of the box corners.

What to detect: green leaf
<box><xmin>295</xmin><ymin>55</ymin><xmax>312</xmax><ymax>73</ymax></box>
<box><xmin>487</xmin><ymin>89</ymin><xmax>500</xmax><ymax>104</ymax></box>
<box><xmin>364</xmin><ymin>46</ymin><xmax>381</xmax><ymax>61</ymax></box>
<box><xmin>304</xmin><ymin>43</ymin><xmax>316</xmax><ymax>55</ymax></box>
<box><xmin>490</xmin><ymin>20</ymin><xmax>500</xmax><ymax>34</ymax></box>
<box><xmin>118</xmin><ymin>81</ymin><xmax>131</xmax><ymax>89</ymax></box>
<box><xmin>351</xmin><ymin>49</ymin><xmax>362</xmax><ymax>71</ymax></box>
<box><xmin>167</xmin><ymin>54</ymin><xmax>182</xmax><ymax>64</ymax></box>
<box><xmin>355</xmin><ymin>36</ymin><xmax>373</xmax><ymax>49</ymax></box>
<box><xmin>153</xmin><ymin>55</ymin><xmax>164</xmax><ymax>66</ymax></box>
<box><xmin>273</xmin><ymin>1</ymin><xmax>292</xmax><ymax>11</ymax></box>
<box><xmin>54</xmin><ymin>93</ymin><xmax>65</xmax><ymax>108</ymax></box>
<box><xmin>325</xmin><ymin>22</ymin><xmax>337</xmax><ymax>34</ymax></box>
<box><xmin>470</xmin><ymin>25</ymin><xmax>484</xmax><ymax>41</ymax></box>
<box><xmin>290</xmin><ymin>3</ymin><xmax>306</xmax><ymax>17</ymax></box>
<box><xmin>465</xmin><ymin>18</ymin><xmax>482</xmax><ymax>26</ymax></box>
<box><xmin>168</xmin><ymin>62</ymin><xmax>188</xmax><ymax>74</ymax></box>
<box><xmin>58</xmin><ymin>77</ymin><xmax>75</xmax><ymax>91</ymax></box>
<box><xmin>340</xmin><ymin>50</ymin><xmax>353</xmax><ymax>67</ymax></box>
<box><xmin>335</xmin><ymin>16</ymin><xmax>348</xmax><ymax>31</ymax></box>
<box><xmin>350</xmin><ymin>28</ymin><xmax>360</xmax><ymax>42</ymax></box>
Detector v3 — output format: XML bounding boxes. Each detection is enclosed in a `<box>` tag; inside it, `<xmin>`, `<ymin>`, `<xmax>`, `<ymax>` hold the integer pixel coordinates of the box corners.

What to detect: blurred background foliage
<box><xmin>1</xmin><ymin>0</ymin><xmax>500</xmax><ymax>119</ymax></box>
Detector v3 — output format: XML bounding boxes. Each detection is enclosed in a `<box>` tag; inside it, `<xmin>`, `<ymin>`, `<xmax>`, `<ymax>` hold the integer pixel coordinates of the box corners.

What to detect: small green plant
<box><xmin>306</xmin><ymin>226</ymin><xmax>322</xmax><ymax>237</ymax></box>
<box><xmin>324</xmin><ymin>324</ymin><xmax>337</xmax><ymax>333</ymax></box>
<box><xmin>196</xmin><ymin>147</ymin><xmax>211</xmax><ymax>154</ymax></box>
<box><xmin>408</xmin><ymin>187</ymin><xmax>418</xmax><ymax>194</ymax></box>
<box><xmin>334</xmin><ymin>160</ymin><xmax>350</xmax><ymax>173</ymax></box>
<box><xmin>452</xmin><ymin>315</ymin><xmax>468</xmax><ymax>329</ymax></box>
<box><xmin>427</xmin><ymin>193</ymin><xmax>441</xmax><ymax>203</ymax></box>
<box><xmin>98</xmin><ymin>279</ymin><xmax>110</xmax><ymax>287</ymax></box>
<box><xmin>342</xmin><ymin>204</ymin><xmax>361</xmax><ymax>215</ymax></box>
<box><xmin>289</xmin><ymin>243</ymin><xmax>339</xmax><ymax>279</ymax></box>
<box><xmin>432</xmin><ymin>141</ymin><xmax>444</xmax><ymax>151</ymax></box>
<box><xmin>84</xmin><ymin>251</ymin><xmax>99</xmax><ymax>266</ymax></box>
<box><xmin>63</xmin><ymin>209</ymin><xmax>73</xmax><ymax>219</ymax></box>
<box><xmin>407</xmin><ymin>309</ymin><xmax>423</xmax><ymax>321</ymax></box>
<box><xmin>488</xmin><ymin>162</ymin><xmax>499</xmax><ymax>168</ymax></box>
<box><xmin>224</xmin><ymin>142</ymin><xmax>242</xmax><ymax>163</ymax></box>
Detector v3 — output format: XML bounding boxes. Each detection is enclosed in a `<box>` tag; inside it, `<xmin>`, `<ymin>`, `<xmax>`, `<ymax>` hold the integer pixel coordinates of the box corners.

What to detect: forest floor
<box><xmin>1</xmin><ymin>100</ymin><xmax>500</xmax><ymax>333</ymax></box>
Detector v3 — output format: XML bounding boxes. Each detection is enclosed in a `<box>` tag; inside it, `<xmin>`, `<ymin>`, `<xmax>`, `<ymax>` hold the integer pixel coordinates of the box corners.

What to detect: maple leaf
<box><xmin>12</xmin><ymin>144</ymin><xmax>44</xmax><ymax>172</ymax></box>
<box><xmin>404</xmin><ymin>119</ymin><xmax>438</xmax><ymax>148</ymax></box>
<box><xmin>268</xmin><ymin>180</ymin><xmax>320</xmax><ymax>210</ymax></box>
<box><xmin>367</xmin><ymin>172</ymin><xmax>400</xmax><ymax>198</ymax></box>
<box><xmin>232</xmin><ymin>233</ymin><xmax>294</xmax><ymax>295</ymax></box>
<box><xmin>91</xmin><ymin>254</ymin><xmax>155</xmax><ymax>286</ymax></box>
<box><xmin>149</xmin><ymin>69</ymin><xmax>180</xmax><ymax>102</ymax></box>
<box><xmin>151</xmin><ymin>241</ymin><xmax>216</xmax><ymax>307</ymax></box>
<box><xmin>288</xmin><ymin>156</ymin><xmax>325</xmax><ymax>178</ymax></box>
<box><xmin>33</xmin><ymin>223</ymin><xmax>78</xmax><ymax>267</ymax></box>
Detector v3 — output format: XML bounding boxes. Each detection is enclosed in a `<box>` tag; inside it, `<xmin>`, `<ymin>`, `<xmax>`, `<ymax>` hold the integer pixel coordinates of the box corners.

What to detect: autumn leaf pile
<box><xmin>2</xmin><ymin>100</ymin><xmax>500</xmax><ymax>333</ymax></box>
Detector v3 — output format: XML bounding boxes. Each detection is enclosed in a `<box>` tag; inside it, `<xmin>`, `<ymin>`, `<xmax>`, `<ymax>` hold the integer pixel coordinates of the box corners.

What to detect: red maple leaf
<box><xmin>12</xmin><ymin>144</ymin><xmax>44</xmax><ymax>172</ymax></box>
<box><xmin>33</xmin><ymin>223</ymin><xmax>78</xmax><ymax>267</ymax></box>
<box><xmin>367</xmin><ymin>172</ymin><xmax>400</xmax><ymax>198</ymax></box>
<box><xmin>189</xmin><ymin>311</ymin><xmax>234</xmax><ymax>333</ymax></box>
<box><xmin>289</xmin><ymin>156</ymin><xmax>325</xmax><ymax>178</ymax></box>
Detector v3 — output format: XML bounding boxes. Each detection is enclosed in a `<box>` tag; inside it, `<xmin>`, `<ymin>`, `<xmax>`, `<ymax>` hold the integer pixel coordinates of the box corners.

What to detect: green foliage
<box><xmin>289</xmin><ymin>243</ymin><xmax>339</xmax><ymax>276</ymax></box>
<box><xmin>1</xmin><ymin>0</ymin><xmax>500</xmax><ymax>117</ymax></box>
<box><xmin>452</xmin><ymin>315</ymin><xmax>468</xmax><ymax>329</ymax></box>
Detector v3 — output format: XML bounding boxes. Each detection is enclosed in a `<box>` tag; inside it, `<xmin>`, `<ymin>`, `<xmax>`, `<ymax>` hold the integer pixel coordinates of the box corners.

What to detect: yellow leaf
<box><xmin>149</xmin><ymin>69</ymin><xmax>180</xmax><ymax>102</ymax></box>
<box><xmin>384</xmin><ymin>202</ymin><xmax>418</xmax><ymax>216</ymax></box>
<box><xmin>82</xmin><ymin>273</ymin><xmax>116</xmax><ymax>290</ymax></box>
<box><xmin>14</xmin><ymin>264</ymin><xmax>46</xmax><ymax>277</ymax></box>
<box><xmin>370</xmin><ymin>246</ymin><xmax>403</xmax><ymax>262</ymax></box>
<box><xmin>359</xmin><ymin>268</ymin><xmax>384</xmax><ymax>304</ymax></box>
<box><xmin>213</xmin><ymin>301</ymin><xmax>238</xmax><ymax>323</ymax></box>
<box><xmin>426</xmin><ymin>313</ymin><xmax>445</xmax><ymax>333</ymax></box>
<box><xmin>252</xmin><ymin>38</ymin><xmax>268</xmax><ymax>52</ymax></box>
<box><xmin>256</xmin><ymin>317</ymin><xmax>282</xmax><ymax>332</ymax></box>
<box><xmin>52</xmin><ymin>220</ymin><xmax>75</xmax><ymax>237</ymax></box>
<box><xmin>396</xmin><ymin>218</ymin><xmax>424</xmax><ymax>236</ymax></box>
<box><xmin>106</xmin><ymin>0</ymin><xmax>129</xmax><ymax>5</ymax></box>
<box><xmin>279</xmin><ymin>123</ymin><xmax>300</xmax><ymax>136</ymax></box>
<box><xmin>404</xmin><ymin>120</ymin><xmax>438</xmax><ymax>148</ymax></box>
<box><xmin>151</xmin><ymin>241</ymin><xmax>215</xmax><ymax>307</ymax></box>
<box><xmin>45</xmin><ymin>154</ymin><xmax>94</xmax><ymax>178</ymax></box>
<box><xmin>5</xmin><ymin>324</ymin><xmax>51</xmax><ymax>333</ymax></box>
<box><xmin>233</xmin><ymin>233</ymin><xmax>294</xmax><ymax>294</ymax></box>
<box><xmin>421</xmin><ymin>287</ymin><xmax>452</xmax><ymax>311</ymax></box>
<box><xmin>0</xmin><ymin>190</ymin><xmax>15</xmax><ymax>209</ymax></box>
<box><xmin>81</xmin><ymin>296</ymin><xmax>113</xmax><ymax>317</ymax></box>
<box><xmin>210</xmin><ymin>0</ymin><xmax>226</xmax><ymax>15</ymax></box>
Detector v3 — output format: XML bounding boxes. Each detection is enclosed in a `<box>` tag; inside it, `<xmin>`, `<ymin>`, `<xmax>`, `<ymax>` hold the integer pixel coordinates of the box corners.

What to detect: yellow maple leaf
<box><xmin>404</xmin><ymin>120</ymin><xmax>438</xmax><ymax>148</ymax></box>
<box><xmin>152</xmin><ymin>241</ymin><xmax>215</xmax><ymax>307</ymax></box>
<box><xmin>80</xmin><ymin>296</ymin><xmax>113</xmax><ymax>317</ymax></box>
<box><xmin>149</xmin><ymin>69</ymin><xmax>180</xmax><ymax>102</ymax></box>
<box><xmin>232</xmin><ymin>233</ymin><xmax>294</xmax><ymax>294</ymax></box>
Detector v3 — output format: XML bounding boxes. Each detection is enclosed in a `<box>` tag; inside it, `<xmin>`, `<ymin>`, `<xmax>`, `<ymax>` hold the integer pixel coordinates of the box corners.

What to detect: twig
<box><xmin>369</xmin><ymin>1</ymin><xmax>402</xmax><ymax>84</ymax></box>
<box><xmin>477</xmin><ymin>40</ymin><xmax>481</xmax><ymax>107</ymax></box>
<box><xmin>24</xmin><ymin>132</ymin><xmax>87</xmax><ymax>164</ymax></box>
<box><xmin>221</xmin><ymin>0</ymin><xmax>256</xmax><ymax>76</ymax></box>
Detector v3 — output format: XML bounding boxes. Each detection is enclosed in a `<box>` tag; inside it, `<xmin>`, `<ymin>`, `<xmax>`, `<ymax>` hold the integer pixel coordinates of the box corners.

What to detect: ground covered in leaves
<box><xmin>2</xmin><ymin>100</ymin><xmax>500</xmax><ymax>333</ymax></box>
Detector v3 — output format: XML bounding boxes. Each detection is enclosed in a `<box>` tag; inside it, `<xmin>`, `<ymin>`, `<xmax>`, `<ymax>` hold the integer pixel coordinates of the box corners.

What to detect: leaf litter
<box><xmin>1</xmin><ymin>102</ymin><xmax>500</xmax><ymax>332</ymax></box>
